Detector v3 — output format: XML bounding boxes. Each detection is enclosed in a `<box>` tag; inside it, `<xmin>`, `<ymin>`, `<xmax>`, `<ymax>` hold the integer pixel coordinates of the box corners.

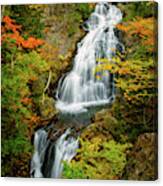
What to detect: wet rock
<box><xmin>48</xmin><ymin>128</ymin><xmax>65</xmax><ymax>141</ymax></box>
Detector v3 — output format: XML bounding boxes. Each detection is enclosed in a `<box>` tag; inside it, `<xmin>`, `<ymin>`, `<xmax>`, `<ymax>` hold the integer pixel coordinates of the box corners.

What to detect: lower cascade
<box><xmin>30</xmin><ymin>128</ymin><xmax>78</xmax><ymax>178</ymax></box>
<box><xmin>51</xmin><ymin>129</ymin><xmax>78</xmax><ymax>178</ymax></box>
<box><xmin>30</xmin><ymin>129</ymin><xmax>48</xmax><ymax>178</ymax></box>
<box><xmin>31</xmin><ymin>3</ymin><xmax>123</xmax><ymax>178</ymax></box>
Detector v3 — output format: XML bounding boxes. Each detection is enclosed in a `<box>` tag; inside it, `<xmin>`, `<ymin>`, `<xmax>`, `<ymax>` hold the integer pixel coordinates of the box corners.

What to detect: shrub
<box><xmin>62</xmin><ymin>138</ymin><xmax>132</xmax><ymax>179</ymax></box>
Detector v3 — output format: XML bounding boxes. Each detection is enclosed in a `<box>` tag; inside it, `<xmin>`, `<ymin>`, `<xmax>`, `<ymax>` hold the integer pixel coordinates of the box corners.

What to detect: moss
<box><xmin>39</xmin><ymin>96</ymin><xmax>58</xmax><ymax>120</ymax></box>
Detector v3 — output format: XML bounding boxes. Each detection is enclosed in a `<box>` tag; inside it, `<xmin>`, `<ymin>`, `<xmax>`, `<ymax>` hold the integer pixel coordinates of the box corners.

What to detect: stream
<box><xmin>30</xmin><ymin>2</ymin><xmax>123</xmax><ymax>178</ymax></box>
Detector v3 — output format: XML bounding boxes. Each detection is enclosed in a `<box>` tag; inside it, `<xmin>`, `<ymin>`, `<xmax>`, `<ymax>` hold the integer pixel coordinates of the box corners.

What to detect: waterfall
<box><xmin>56</xmin><ymin>3</ymin><xmax>123</xmax><ymax>114</ymax></box>
<box><xmin>30</xmin><ymin>3</ymin><xmax>123</xmax><ymax>179</ymax></box>
<box><xmin>30</xmin><ymin>128</ymin><xmax>78</xmax><ymax>178</ymax></box>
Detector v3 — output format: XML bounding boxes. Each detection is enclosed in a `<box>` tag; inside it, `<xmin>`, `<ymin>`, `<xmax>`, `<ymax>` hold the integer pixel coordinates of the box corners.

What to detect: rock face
<box><xmin>44</xmin><ymin>4</ymin><xmax>87</xmax><ymax>56</ymax></box>
<box><xmin>124</xmin><ymin>132</ymin><xmax>157</xmax><ymax>180</ymax></box>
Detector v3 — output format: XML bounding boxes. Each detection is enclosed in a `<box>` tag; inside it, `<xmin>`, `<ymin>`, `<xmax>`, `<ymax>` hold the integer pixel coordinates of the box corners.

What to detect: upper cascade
<box><xmin>56</xmin><ymin>3</ymin><xmax>123</xmax><ymax>113</ymax></box>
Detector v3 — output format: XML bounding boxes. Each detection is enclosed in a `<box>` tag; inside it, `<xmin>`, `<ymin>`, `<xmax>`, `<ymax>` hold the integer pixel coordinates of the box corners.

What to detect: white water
<box><xmin>30</xmin><ymin>128</ymin><xmax>78</xmax><ymax>178</ymax></box>
<box><xmin>30</xmin><ymin>129</ymin><xmax>49</xmax><ymax>178</ymax></box>
<box><xmin>51</xmin><ymin>129</ymin><xmax>79</xmax><ymax>178</ymax></box>
<box><xmin>56</xmin><ymin>3</ymin><xmax>123</xmax><ymax>113</ymax></box>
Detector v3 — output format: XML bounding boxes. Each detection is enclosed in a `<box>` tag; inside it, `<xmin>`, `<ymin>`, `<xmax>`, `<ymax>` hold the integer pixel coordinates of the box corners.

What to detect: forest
<box><xmin>1</xmin><ymin>1</ymin><xmax>158</xmax><ymax>180</ymax></box>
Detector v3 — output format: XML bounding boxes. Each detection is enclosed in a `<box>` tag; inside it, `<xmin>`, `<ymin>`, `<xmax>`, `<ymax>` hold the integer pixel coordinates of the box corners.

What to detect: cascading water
<box><xmin>30</xmin><ymin>128</ymin><xmax>78</xmax><ymax>178</ymax></box>
<box><xmin>51</xmin><ymin>129</ymin><xmax>78</xmax><ymax>178</ymax></box>
<box><xmin>30</xmin><ymin>129</ymin><xmax>49</xmax><ymax>178</ymax></box>
<box><xmin>30</xmin><ymin>3</ymin><xmax>123</xmax><ymax>179</ymax></box>
<box><xmin>56</xmin><ymin>3</ymin><xmax>123</xmax><ymax>113</ymax></box>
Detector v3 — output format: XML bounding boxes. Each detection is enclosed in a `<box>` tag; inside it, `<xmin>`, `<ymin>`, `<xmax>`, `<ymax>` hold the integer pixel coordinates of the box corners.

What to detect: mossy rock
<box><xmin>124</xmin><ymin>132</ymin><xmax>157</xmax><ymax>180</ymax></box>
<box><xmin>39</xmin><ymin>96</ymin><xmax>58</xmax><ymax>120</ymax></box>
<box><xmin>90</xmin><ymin>109</ymin><xmax>127</xmax><ymax>142</ymax></box>
<box><xmin>80</xmin><ymin>109</ymin><xmax>114</xmax><ymax>142</ymax></box>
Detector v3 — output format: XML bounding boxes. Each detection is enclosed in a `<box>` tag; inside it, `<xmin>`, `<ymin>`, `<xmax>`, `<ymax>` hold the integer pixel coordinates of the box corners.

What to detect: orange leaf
<box><xmin>21</xmin><ymin>97</ymin><xmax>32</xmax><ymax>105</ymax></box>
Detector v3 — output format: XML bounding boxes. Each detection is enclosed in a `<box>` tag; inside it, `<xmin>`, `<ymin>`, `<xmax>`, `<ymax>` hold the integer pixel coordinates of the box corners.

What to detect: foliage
<box><xmin>1</xmin><ymin>8</ymin><xmax>48</xmax><ymax>177</ymax></box>
<box><xmin>63</xmin><ymin>161</ymin><xmax>86</xmax><ymax>179</ymax></box>
<box><xmin>66</xmin><ymin>4</ymin><xmax>93</xmax><ymax>37</ymax></box>
<box><xmin>117</xmin><ymin>17</ymin><xmax>156</xmax><ymax>52</ymax></box>
<box><xmin>63</xmin><ymin>138</ymin><xmax>132</xmax><ymax>179</ymax></box>
<box><xmin>117</xmin><ymin>1</ymin><xmax>157</xmax><ymax>21</ymax></box>
<box><xmin>3</xmin><ymin>5</ymin><xmax>45</xmax><ymax>38</ymax></box>
<box><xmin>96</xmin><ymin>56</ymin><xmax>156</xmax><ymax>105</ymax></box>
<box><xmin>2</xmin><ymin>153</ymin><xmax>31</xmax><ymax>177</ymax></box>
<box><xmin>1</xmin><ymin>51</ymin><xmax>50</xmax><ymax>176</ymax></box>
<box><xmin>75</xmin><ymin>3</ymin><xmax>95</xmax><ymax>20</ymax></box>
<box><xmin>2</xmin><ymin>16</ymin><xmax>44</xmax><ymax>54</ymax></box>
